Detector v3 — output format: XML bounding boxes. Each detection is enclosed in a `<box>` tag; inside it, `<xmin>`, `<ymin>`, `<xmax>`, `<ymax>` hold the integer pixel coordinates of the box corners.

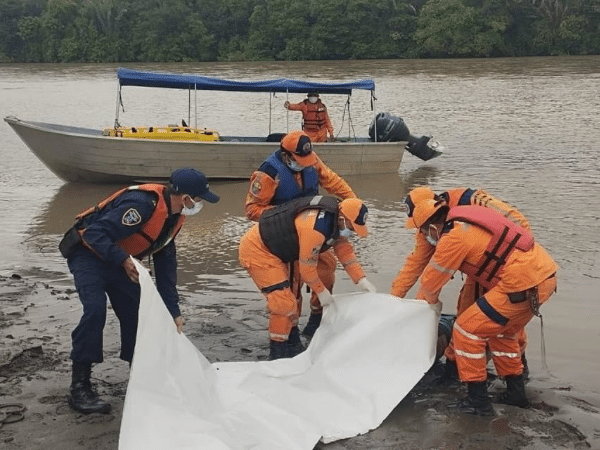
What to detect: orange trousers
<box><xmin>453</xmin><ymin>275</ymin><xmax>557</xmax><ymax>382</ymax></box>
<box><xmin>239</xmin><ymin>226</ymin><xmax>301</xmax><ymax>342</ymax></box>
<box><xmin>444</xmin><ymin>276</ymin><xmax>527</xmax><ymax>361</ymax></box>
<box><xmin>307</xmin><ymin>250</ymin><xmax>336</xmax><ymax>314</ymax></box>
<box><xmin>305</xmin><ymin>127</ymin><xmax>328</xmax><ymax>143</ymax></box>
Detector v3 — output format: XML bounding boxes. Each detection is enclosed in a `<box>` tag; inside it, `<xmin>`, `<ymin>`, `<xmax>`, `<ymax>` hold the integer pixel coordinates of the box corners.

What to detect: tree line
<box><xmin>1</xmin><ymin>0</ymin><xmax>599</xmax><ymax>63</ymax></box>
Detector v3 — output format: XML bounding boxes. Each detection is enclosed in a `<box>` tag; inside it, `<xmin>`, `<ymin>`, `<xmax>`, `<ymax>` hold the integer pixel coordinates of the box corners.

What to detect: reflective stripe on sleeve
<box><xmin>430</xmin><ymin>260</ymin><xmax>456</xmax><ymax>276</ymax></box>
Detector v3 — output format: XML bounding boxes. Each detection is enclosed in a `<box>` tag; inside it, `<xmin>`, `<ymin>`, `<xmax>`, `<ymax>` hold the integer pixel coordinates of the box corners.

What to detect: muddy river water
<box><xmin>0</xmin><ymin>57</ymin><xmax>598</xmax><ymax>392</ymax></box>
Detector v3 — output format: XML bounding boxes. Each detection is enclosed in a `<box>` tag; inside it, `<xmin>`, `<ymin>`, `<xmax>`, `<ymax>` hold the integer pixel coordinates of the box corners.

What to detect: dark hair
<box><xmin>423</xmin><ymin>204</ymin><xmax>449</xmax><ymax>228</ymax></box>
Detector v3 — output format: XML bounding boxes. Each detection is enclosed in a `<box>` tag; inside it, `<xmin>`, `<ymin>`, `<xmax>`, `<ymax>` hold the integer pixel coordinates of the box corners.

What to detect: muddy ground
<box><xmin>1</xmin><ymin>271</ymin><xmax>599</xmax><ymax>450</ymax></box>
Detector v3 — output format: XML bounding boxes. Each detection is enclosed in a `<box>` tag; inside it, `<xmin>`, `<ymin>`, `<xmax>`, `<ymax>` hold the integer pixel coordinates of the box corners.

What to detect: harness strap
<box><xmin>476</xmin><ymin>296</ymin><xmax>509</xmax><ymax>326</ymax></box>
<box><xmin>486</xmin><ymin>232</ymin><xmax>522</xmax><ymax>282</ymax></box>
<box><xmin>261</xmin><ymin>280</ymin><xmax>291</xmax><ymax>294</ymax></box>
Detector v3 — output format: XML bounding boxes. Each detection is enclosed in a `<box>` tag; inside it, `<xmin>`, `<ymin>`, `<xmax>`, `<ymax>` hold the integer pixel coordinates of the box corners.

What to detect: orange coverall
<box><xmin>244</xmin><ymin>154</ymin><xmax>356</xmax><ymax>315</ymax></box>
<box><xmin>390</xmin><ymin>188</ymin><xmax>531</xmax><ymax>360</ymax></box>
<box><xmin>416</xmin><ymin>219</ymin><xmax>558</xmax><ymax>382</ymax></box>
<box><xmin>239</xmin><ymin>209</ymin><xmax>366</xmax><ymax>342</ymax></box>
<box><xmin>286</xmin><ymin>99</ymin><xmax>334</xmax><ymax>142</ymax></box>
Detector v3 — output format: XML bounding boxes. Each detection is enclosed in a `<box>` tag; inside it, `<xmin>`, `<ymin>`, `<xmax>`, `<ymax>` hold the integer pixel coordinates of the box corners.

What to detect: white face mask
<box><xmin>308</xmin><ymin>96</ymin><xmax>318</xmax><ymax>104</ymax></box>
<box><xmin>339</xmin><ymin>227</ymin><xmax>353</xmax><ymax>238</ymax></box>
<box><xmin>181</xmin><ymin>196</ymin><xmax>203</xmax><ymax>216</ymax></box>
<box><xmin>285</xmin><ymin>157</ymin><xmax>304</xmax><ymax>172</ymax></box>
<box><xmin>425</xmin><ymin>224</ymin><xmax>439</xmax><ymax>246</ymax></box>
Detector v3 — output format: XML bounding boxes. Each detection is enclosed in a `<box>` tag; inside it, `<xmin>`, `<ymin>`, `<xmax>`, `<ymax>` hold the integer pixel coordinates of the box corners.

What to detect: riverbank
<box><xmin>1</xmin><ymin>271</ymin><xmax>598</xmax><ymax>450</ymax></box>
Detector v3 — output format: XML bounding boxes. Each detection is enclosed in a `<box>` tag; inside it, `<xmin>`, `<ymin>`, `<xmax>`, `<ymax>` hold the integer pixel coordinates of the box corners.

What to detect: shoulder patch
<box><xmin>122</xmin><ymin>208</ymin><xmax>142</xmax><ymax>226</ymax></box>
<box><xmin>251</xmin><ymin>179</ymin><xmax>263</xmax><ymax>196</ymax></box>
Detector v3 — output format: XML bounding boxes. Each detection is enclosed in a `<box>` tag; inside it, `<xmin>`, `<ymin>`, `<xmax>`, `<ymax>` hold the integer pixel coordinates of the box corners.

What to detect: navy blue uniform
<box><xmin>68</xmin><ymin>189</ymin><xmax>181</xmax><ymax>364</ymax></box>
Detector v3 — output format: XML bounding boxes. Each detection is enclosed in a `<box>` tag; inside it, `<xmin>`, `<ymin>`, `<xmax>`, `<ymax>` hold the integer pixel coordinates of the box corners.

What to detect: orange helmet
<box><xmin>281</xmin><ymin>130</ymin><xmax>317</xmax><ymax>166</ymax></box>
<box><xmin>339</xmin><ymin>198</ymin><xmax>369</xmax><ymax>237</ymax></box>
<box><xmin>406</xmin><ymin>199</ymin><xmax>447</xmax><ymax>229</ymax></box>
<box><xmin>403</xmin><ymin>186</ymin><xmax>435</xmax><ymax>227</ymax></box>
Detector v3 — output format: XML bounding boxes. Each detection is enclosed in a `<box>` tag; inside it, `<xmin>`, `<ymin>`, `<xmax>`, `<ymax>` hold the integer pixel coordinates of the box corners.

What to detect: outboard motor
<box><xmin>368</xmin><ymin>112</ymin><xmax>443</xmax><ymax>161</ymax></box>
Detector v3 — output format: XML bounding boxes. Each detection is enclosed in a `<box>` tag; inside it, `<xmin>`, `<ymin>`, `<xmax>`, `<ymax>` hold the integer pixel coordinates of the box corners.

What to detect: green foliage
<box><xmin>1</xmin><ymin>0</ymin><xmax>598</xmax><ymax>62</ymax></box>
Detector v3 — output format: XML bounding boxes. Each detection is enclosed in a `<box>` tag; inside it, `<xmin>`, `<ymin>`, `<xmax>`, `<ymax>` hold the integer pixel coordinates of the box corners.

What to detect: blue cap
<box><xmin>169</xmin><ymin>168</ymin><xmax>219</xmax><ymax>203</ymax></box>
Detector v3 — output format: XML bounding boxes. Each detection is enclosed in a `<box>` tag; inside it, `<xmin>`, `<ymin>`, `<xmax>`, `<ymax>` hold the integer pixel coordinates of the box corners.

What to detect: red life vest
<box><xmin>302</xmin><ymin>100</ymin><xmax>329</xmax><ymax>132</ymax></box>
<box><xmin>447</xmin><ymin>205</ymin><xmax>534</xmax><ymax>290</ymax></box>
<box><xmin>76</xmin><ymin>184</ymin><xmax>185</xmax><ymax>258</ymax></box>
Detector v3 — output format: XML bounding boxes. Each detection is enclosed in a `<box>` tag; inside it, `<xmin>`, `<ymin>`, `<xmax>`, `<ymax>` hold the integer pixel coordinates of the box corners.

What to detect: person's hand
<box><xmin>122</xmin><ymin>257</ymin><xmax>140</xmax><ymax>284</ymax></box>
<box><xmin>284</xmin><ymin>101</ymin><xmax>290</xmax><ymax>109</ymax></box>
<box><xmin>429</xmin><ymin>301</ymin><xmax>443</xmax><ymax>315</ymax></box>
<box><xmin>328</xmin><ymin>135</ymin><xmax>335</xmax><ymax>142</ymax></box>
<box><xmin>317</xmin><ymin>289</ymin><xmax>334</xmax><ymax>306</ymax></box>
<box><xmin>174</xmin><ymin>315</ymin><xmax>184</xmax><ymax>334</ymax></box>
<box><xmin>357</xmin><ymin>277</ymin><xmax>377</xmax><ymax>293</ymax></box>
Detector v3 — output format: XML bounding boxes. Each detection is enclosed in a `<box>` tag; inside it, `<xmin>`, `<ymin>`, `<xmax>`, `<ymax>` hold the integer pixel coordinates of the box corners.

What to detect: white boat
<box><xmin>5</xmin><ymin>68</ymin><xmax>441</xmax><ymax>183</ymax></box>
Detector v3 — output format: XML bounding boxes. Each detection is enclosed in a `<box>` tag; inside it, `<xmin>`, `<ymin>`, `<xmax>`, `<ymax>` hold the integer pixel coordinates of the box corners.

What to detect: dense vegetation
<box><xmin>1</xmin><ymin>0</ymin><xmax>599</xmax><ymax>63</ymax></box>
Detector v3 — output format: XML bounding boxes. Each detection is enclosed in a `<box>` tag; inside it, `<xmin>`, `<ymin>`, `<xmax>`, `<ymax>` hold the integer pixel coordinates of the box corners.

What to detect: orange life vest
<box><xmin>302</xmin><ymin>100</ymin><xmax>329</xmax><ymax>132</ymax></box>
<box><xmin>76</xmin><ymin>184</ymin><xmax>185</xmax><ymax>258</ymax></box>
<box><xmin>447</xmin><ymin>205</ymin><xmax>534</xmax><ymax>290</ymax></box>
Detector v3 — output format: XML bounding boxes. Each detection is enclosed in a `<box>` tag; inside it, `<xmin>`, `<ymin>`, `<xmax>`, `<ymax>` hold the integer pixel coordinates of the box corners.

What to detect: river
<box><xmin>0</xmin><ymin>57</ymin><xmax>598</xmax><ymax>392</ymax></box>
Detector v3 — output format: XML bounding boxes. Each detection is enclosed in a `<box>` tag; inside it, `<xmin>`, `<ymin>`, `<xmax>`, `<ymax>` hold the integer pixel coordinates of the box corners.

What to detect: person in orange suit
<box><xmin>408</xmin><ymin>199</ymin><xmax>558</xmax><ymax>416</ymax></box>
<box><xmin>284</xmin><ymin>92</ymin><xmax>335</xmax><ymax>142</ymax></box>
<box><xmin>239</xmin><ymin>196</ymin><xmax>376</xmax><ymax>360</ymax></box>
<box><xmin>391</xmin><ymin>186</ymin><xmax>532</xmax><ymax>381</ymax></box>
<box><xmin>244</xmin><ymin>130</ymin><xmax>356</xmax><ymax>339</ymax></box>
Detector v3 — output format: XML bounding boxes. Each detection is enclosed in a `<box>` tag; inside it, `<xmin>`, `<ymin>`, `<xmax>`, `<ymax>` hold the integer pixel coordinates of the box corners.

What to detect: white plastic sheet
<box><xmin>119</xmin><ymin>261</ymin><xmax>437</xmax><ymax>450</ymax></box>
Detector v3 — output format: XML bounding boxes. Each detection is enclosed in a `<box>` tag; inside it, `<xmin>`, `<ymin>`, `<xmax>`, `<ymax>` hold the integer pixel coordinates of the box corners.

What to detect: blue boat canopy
<box><xmin>117</xmin><ymin>68</ymin><xmax>374</xmax><ymax>95</ymax></box>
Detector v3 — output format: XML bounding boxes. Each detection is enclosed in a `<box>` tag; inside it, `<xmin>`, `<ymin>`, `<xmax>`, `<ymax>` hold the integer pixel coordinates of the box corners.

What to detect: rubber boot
<box><xmin>494</xmin><ymin>374</ymin><xmax>531</xmax><ymax>408</ymax></box>
<box><xmin>301</xmin><ymin>313</ymin><xmax>322</xmax><ymax>338</ymax></box>
<box><xmin>452</xmin><ymin>381</ymin><xmax>496</xmax><ymax>417</ymax></box>
<box><xmin>67</xmin><ymin>362</ymin><xmax>111</xmax><ymax>414</ymax></box>
<box><xmin>437</xmin><ymin>359</ymin><xmax>460</xmax><ymax>385</ymax></box>
<box><xmin>287</xmin><ymin>326</ymin><xmax>306</xmax><ymax>357</ymax></box>
<box><xmin>269</xmin><ymin>340</ymin><xmax>289</xmax><ymax>360</ymax></box>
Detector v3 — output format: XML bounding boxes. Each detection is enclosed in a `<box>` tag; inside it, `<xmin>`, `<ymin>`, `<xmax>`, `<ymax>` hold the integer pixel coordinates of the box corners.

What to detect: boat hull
<box><xmin>5</xmin><ymin>116</ymin><xmax>405</xmax><ymax>183</ymax></box>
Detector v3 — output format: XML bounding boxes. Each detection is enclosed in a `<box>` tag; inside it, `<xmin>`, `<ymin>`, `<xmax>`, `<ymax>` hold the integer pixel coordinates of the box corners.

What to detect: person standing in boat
<box><xmin>239</xmin><ymin>196</ymin><xmax>376</xmax><ymax>360</ymax></box>
<box><xmin>406</xmin><ymin>199</ymin><xmax>557</xmax><ymax>416</ymax></box>
<box><xmin>58</xmin><ymin>168</ymin><xmax>219</xmax><ymax>414</ymax></box>
<box><xmin>284</xmin><ymin>92</ymin><xmax>335</xmax><ymax>142</ymax></box>
<box><xmin>244</xmin><ymin>130</ymin><xmax>358</xmax><ymax>339</ymax></box>
<box><xmin>391</xmin><ymin>186</ymin><xmax>533</xmax><ymax>383</ymax></box>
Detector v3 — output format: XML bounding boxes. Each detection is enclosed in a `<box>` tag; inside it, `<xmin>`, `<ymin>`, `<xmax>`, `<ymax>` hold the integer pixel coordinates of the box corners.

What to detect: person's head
<box><xmin>406</xmin><ymin>199</ymin><xmax>449</xmax><ymax>246</ymax></box>
<box><xmin>280</xmin><ymin>130</ymin><xmax>317</xmax><ymax>171</ymax></box>
<box><xmin>402</xmin><ymin>186</ymin><xmax>437</xmax><ymax>227</ymax></box>
<box><xmin>338</xmin><ymin>198</ymin><xmax>369</xmax><ymax>238</ymax></box>
<box><xmin>307</xmin><ymin>91</ymin><xmax>319</xmax><ymax>104</ymax></box>
<box><xmin>169</xmin><ymin>168</ymin><xmax>219</xmax><ymax>215</ymax></box>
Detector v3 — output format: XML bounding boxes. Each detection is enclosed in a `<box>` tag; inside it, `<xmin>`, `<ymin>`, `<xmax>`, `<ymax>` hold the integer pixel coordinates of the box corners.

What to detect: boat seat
<box><xmin>266</xmin><ymin>132</ymin><xmax>286</xmax><ymax>143</ymax></box>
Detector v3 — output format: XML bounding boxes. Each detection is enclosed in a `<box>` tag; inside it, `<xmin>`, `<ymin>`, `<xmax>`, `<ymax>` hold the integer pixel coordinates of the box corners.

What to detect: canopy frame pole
<box><xmin>372</xmin><ymin>90</ymin><xmax>377</xmax><ymax>142</ymax></box>
<box><xmin>286</xmin><ymin>90</ymin><xmax>289</xmax><ymax>133</ymax></box>
<box><xmin>194</xmin><ymin>84</ymin><xmax>198</xmax><ymax>133</ymax></box>
<box><xmin>269</xmin><ymin>92</ymin><xmax>272</xmax><ymax>135</ymax></box>
<box><xmin>188</xmin><ymin>88</ymin><xmax>191</xmax><ymax>127</ymax></box>
<box><xmin>114</xmin><ymin>82</ymin><xmax>121</xmax><ymax>129</ymax></box>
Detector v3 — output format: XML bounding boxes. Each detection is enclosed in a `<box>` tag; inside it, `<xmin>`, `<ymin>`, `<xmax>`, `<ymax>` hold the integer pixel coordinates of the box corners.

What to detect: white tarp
<box><xmin>119</xmin><ymin>261</ymin><xmax>437</xmax><ymax>450</ymax></box>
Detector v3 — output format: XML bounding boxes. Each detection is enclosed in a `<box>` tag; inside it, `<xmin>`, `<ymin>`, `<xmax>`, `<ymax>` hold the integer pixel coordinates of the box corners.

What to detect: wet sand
<box><xmin>1</xmin><ymin>270</ymin><xmax>598</xmax><ymax>450</ymax></box>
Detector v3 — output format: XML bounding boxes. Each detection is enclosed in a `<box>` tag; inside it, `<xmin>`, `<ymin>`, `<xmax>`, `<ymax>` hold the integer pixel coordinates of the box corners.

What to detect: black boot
<box><xmin>301</xmin><ymin>313</ymin><xmax>322</xmax><ymax>338</ymax></box>
<box><xmin>269</xmin><ymin>340</ymin><xmax>289</xmax><ymax>360</ymax></box>
<box><xmin>452</xmin><ymin>381</ymin><xmax>496</xmax><ymax>417</ymax></box>
<box><xmin>437</xmin><ymin>359</ymin><xmax>460</xmax><ymax>385</ymax></box>
<box><xmin>494</xmin><ymin>374</ymin><xmax>531</xmax><ymax>408</ymax></box>
<box><xmin>67</xmin><ymin>362</ymin><xmax>111</xmax><ymax>414</ymax></box>
<box><xmin>287</xmin><ymin>326</ymin><xmax>306</xmax><ymax>357</ymax></box>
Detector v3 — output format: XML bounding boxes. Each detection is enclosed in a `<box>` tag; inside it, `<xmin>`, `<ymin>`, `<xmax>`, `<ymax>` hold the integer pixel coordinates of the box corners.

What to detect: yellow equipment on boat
<box><xmin>103</xmin><ymin>125</ymin><xmax>220</xmax><ymax>141</ymax></box>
